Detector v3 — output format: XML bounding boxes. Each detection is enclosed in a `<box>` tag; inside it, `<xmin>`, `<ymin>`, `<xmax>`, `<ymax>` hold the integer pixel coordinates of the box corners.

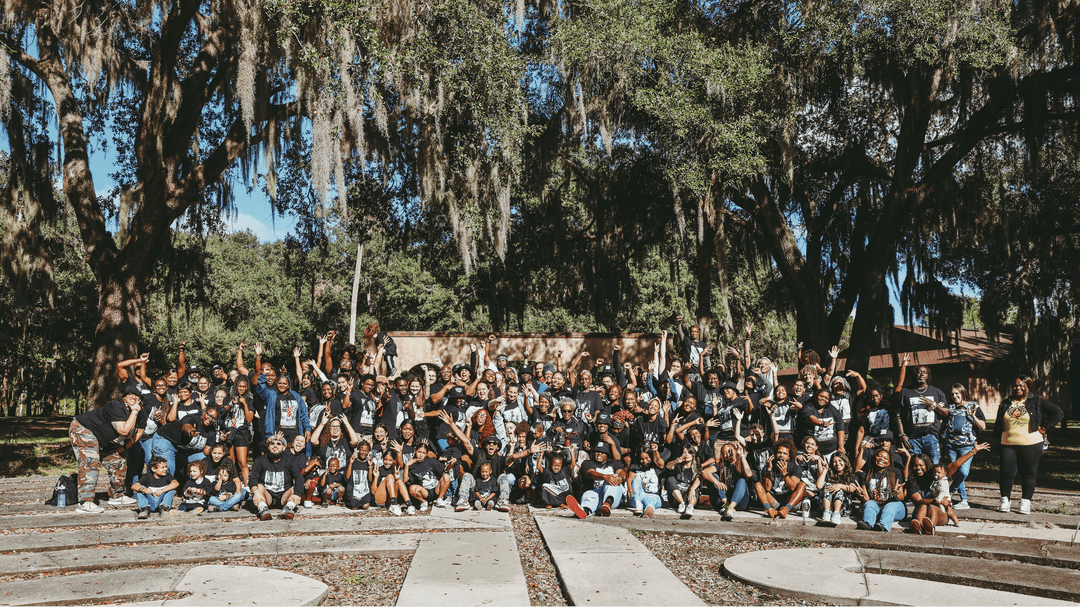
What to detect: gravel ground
<box><xmin>216</xmin><ymin>553</ymin><xmax>412</xmax><ymax>606</ymax></box>
<box><xmin>637</xmin><ymin>531</ymin><xmax>829</xmax><ymax>606</ymax></box>
<box><xmin>509</xmin><ymin>505</ymin><xmax>569</xmax><ymax>606</ymax></box>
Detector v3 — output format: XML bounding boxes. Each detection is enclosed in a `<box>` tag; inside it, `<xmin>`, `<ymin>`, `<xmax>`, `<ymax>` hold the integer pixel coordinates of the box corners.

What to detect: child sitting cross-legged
<box><xmin>132</xmin><ymin>456</ymin><xmax>178</xmax><ymax>519</ymax></box>
<box><xmin>472</xmin><ymin>462</ymin><xmax>498</xmax><ymax>510</ymax></box>
<box><xmin>178</xmin><ymin>459</ymin><xmax>211</xmax><ymax>514</ymax></box>
<box><xmin>321</xmin><ymin>457</ymin><xmax>347</xmax><ymax>507</ymax></box>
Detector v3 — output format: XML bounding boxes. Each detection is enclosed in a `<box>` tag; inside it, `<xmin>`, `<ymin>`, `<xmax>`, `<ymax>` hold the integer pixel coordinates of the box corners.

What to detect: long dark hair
<box><xmin>866</xmin><ymin>448</ymin><xmax>898</xmax><ymax>501</ymax></box>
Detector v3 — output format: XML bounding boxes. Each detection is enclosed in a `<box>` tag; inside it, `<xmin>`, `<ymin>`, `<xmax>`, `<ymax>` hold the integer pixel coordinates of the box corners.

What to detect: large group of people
<box><xmin>68</xmin><ymin>319</ymin><xmax>1063</xmax><ymax>534</ymax></box>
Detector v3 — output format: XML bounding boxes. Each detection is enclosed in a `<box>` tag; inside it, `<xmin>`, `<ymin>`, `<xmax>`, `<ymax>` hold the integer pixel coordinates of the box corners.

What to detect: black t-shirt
<box><xmin>551</xmin><ymin>417</ymin><xmax>587</xmax><ymax>448</ymax></box>
<box><xmin>379</xmin><ymin>393</ymin><xmax>407</xmax><ymax>440</ymax></box>
<box><xmin>633</xmin><ymin>416</ymin><xmax>669</xmax><ymax>450</ymax></box>
<box><xmin>572</xmin><ymin>389</ymin><xmax>603</xmax><ymax>421</ymax></box>
<box><xmin>473</xmin><ymin>476</ymin><xmax>498</xmax><ymax>499</ymax></box>
<box><xmin>323</xmin><ymin>469</ymin><xmax>347</xmax><ymax>488</ymax></box>
<box><xmin>155</xmin><ymin>419</ymin><xmax>214</xmax><ymax>452</ymax></box>
<box><xmin>579</xmin><ymin>458</ymin><xmax>625</xmax><ymax>489</ymax></box>
<box><xmin>349</xmin><ymin>391</ymin><xmax>378</xmax><ymax>432</ymax></box>
<box><xmin>136</xmin><ymin>472</ymin><xmax>175</xmax><ymax>490</ymax></box>
<box><xmin>713</xmin><ymin>397</ymin><xmax>750</xmax><ymax>441</ymax></box>
<box><xmin>249</xmin><ymin>454</ymin><xmax>303</xmax><ymax>495</ymax></box>
<box><xmin>174</xmin><ymin>399</ymin><xmax>202</xmax><ymax>423</ymax></box>
<box><xmin>800</xmin><ymin>403</ymin><xmax>844</xmax><ymax>453</ymax></box>
<box><xmin>75</xmin><ymin>400</ymin><xmax>132</xmax><ymax>447</ymax></box>
<box><xmin>408</xmin><ymin>457</ymin><xmax>442</xmax><ymax>490</ymax></box>
<box><xmin>901</xmin><ymin>386</ymin><xmax>948</xmax><ymax>438</ymax></box>
<box><xmin>348</xmin><ymin>460</ymin><xmax>371</xmax><ymax>498</ymax></box>
<box><xmin>542</xmin><ymin>466</ymin><xmax>573</xmax><ymax>494</ymax></box>
<box><xmin>181</xmin><ymin>477</ymin><xmax>211</xmax><ymax>506</ymax></box>
<box><xmin>205</xmin><ymin>456</ymin><xmax>239</xmax><ymax>488</ymax></box>
<box><xmin>858</xmin><ymin>467</ymin><xmax>905</xmax><ymax>503</ymax></box>
<box><xmin>764</xmin><ymin>460</ymin><xmax>803</xmax><ymax>495</ymax></box>
<box><xmin>320</xmin><ymin>439</ymin><xmax>353</xmax><ymax>470</ymax></box>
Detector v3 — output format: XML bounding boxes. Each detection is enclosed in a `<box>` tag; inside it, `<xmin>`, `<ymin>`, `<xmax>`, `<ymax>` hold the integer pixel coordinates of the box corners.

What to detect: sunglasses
<box><xmin>268</xmin><ymin>440</ymin><xmax>285</xmax><ymax>446</ymax></box>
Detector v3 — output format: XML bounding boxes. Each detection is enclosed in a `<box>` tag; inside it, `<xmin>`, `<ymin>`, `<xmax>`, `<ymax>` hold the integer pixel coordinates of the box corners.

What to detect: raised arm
<box><xmin>323</xmin><ymin>331</ymin><xmax>337</xmax><ymax>373</ymax></box>
<box><xmin>742</xmin><ymin>322</ymin><xmax>753</xmax><ymax>372</ymax></box>
<box><xmin>659</xmin><ymin>331</ymin><xmax>667</xmax><ymax>375</ymax></box>
<box><xmin>116</xmin><ymin>355</ymin><xmax>146</xmax><ymax>381</ymax></box>
<box><xmin>316</xmin><ymin>333</ymin><xmax>327</xmax><ymax>372</ymax></box>
<box><xmin>235</xmin><ymin>340</ymin><xmax>249</xmax><ymax>375</ymax></box>
<box><xmin>177</xmin><ymin>342</ymin><xmax>187</xmax><ymax>379</ymax></box>
<box><xmin>848</xmin><ymin>370</ymin><xmax>867</xmax><ymax>396</ymax></box>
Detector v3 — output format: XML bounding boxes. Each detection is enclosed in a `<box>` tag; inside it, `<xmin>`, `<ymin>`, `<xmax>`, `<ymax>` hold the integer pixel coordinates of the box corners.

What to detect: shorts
<box><xmin>227</xmin><ymin>427</ymin><xmax>251</xmax><ymax>448</ymax></box>
<box><xmin>267</xmin><ymin>491</ymin><xmax>286</xmax><ymax>508</ymax></box>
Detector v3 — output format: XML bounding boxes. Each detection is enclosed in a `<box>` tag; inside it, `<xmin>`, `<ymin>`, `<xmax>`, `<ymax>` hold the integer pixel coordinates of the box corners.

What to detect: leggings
<box><xmin>999</xmin><ymin>442</ymin><xmax>1044</xmax><ymax>500</ymax></box>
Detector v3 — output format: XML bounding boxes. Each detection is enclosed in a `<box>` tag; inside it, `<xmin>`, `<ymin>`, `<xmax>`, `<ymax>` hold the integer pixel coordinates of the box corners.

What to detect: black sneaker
<box><xmin>137</xmin><ymin>507</ymin><xmax>151</xmax><ymax>520</ymax></box>
<box><xmin>873</xmin><ymin>523</ymin><xmax>889</xmax><ymax>532</ymax></box>
<box><xmin>856</xmin><ymin>521</ymin><xmax>872</xmax><ymax>531</ymax></box>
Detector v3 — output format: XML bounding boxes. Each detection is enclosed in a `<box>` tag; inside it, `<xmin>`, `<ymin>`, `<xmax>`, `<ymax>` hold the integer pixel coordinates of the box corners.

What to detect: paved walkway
<box><xmin>4</xmin><ymin>472</ymin><xmax>1080</xmax><ymax>605</ymax></box>
<box><xmin>534</xmin><ymin>515</ymin><xmax>705</xmax><ymax>605</ymax></box>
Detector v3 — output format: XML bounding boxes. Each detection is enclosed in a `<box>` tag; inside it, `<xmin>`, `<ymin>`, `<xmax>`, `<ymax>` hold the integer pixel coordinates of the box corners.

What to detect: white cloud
<box><xmin>227</xmin><ymin>212</ymin><xmax>275</xmax><ymax>242</ymax></box>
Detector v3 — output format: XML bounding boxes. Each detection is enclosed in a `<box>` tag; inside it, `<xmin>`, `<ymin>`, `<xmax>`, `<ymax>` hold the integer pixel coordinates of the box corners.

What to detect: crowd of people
<box><xmin>67</xmin><ymin>319</ymin><xmax>1063</xmax><ymax>534</ymax></box>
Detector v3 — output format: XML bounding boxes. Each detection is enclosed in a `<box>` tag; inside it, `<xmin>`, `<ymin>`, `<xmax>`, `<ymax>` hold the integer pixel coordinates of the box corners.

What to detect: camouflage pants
<box><xmin>69</xmin><ymin>420</ymin><xmax>127</xmax><ymax>502</ymax></box>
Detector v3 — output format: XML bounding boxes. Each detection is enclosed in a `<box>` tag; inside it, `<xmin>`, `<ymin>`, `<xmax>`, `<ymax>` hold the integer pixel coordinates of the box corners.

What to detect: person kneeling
<box><xmin>249</xmin><ymin>433</ymin><xmax>303</xmax><ymax>521</ymax></box>
<box><xmin>567</xmin><ymin>442</ymin><xmax>625</xmax><ymax>519</ymax></box>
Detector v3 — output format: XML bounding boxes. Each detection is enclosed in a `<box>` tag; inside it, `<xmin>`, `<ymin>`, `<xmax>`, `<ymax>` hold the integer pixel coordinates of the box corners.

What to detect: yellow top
<box><xmin>1001</xmin><ymin>400</ymin><xmax>1043</xmax><ymax>446</ymax></box>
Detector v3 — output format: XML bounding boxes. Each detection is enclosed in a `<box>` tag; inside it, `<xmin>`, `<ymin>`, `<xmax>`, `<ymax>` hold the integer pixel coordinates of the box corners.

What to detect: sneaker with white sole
<box><xmin>107</xmin><ymin>495</ymin><xmax>137</xmax><ymax>507</ymax></box>
<box><xmin>1019</xmin><ymin>499</ymin><xmax>1031</xmax><ymax>514</ymax></box>
<box><xmin>953</xmin><ymin>500</ymin><xmax>970</xmax><ymax>510</ymax></box>
<box><xmin>76</xmin><ymin>501</ymin><xmax>104</xmax><ymax>514</ymax></box>
<box><xmin>677</xmin><ymin>502</ymin><xmax>686</xmax><ymax>514</ymax></box>
<box><xmin>999</xmin><ymin>497</ymin><xmax>1011</xmax><ymax>513</ymax></box>
<box><xmin>685</xmin><ymin>505</ymin><xmax>695</xmax><ymax>517</ymax></box>
<box><xmin>419</xmin><ymin>500</ymin><xmax>429</xmax><ymax>512</ymax></box>
<box><xmin>303</xmin><ymin>500</ymin><xmax>314</xmax><ymax>509</ymax></box>
<box><xmin>389</xmin><ymin>504</ymin><xmax>403</xmax><ymax>516</ymax></box>
<box><xmin>495</xmin><ymin>500</ymin><xmax>510</xmax><ymax>512</ymax></box>
<box><xmin>800</xmin><ymin>499</ymin><xmax>811</xmax><ymax>519</ymax></box>
<box><xmin>407</xmin><ymin>504</ymin><xmax>417</xmax><ymax>515</ymax></box>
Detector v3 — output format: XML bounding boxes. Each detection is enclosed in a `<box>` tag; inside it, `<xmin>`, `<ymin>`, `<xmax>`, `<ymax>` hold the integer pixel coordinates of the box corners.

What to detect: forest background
<box><xmin>1</xmin><ymin>0</ymin><xmax>1078</xmax><ymax>414</ymax></box>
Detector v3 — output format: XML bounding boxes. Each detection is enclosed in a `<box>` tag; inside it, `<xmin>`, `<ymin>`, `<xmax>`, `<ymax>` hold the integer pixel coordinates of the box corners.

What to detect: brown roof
<box><xmin>778</xmin><ymin>326</ymin><xmax>1013</xmax><ymax>377</ymax></box>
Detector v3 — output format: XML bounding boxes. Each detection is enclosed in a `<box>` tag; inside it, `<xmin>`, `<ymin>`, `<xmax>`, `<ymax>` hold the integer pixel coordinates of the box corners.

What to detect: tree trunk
<box><xmin>845</xmin><ymin>275</ymin><xmax>892</xmax><ymax>375</ymax></box>
<box><xmin>86</xmin><ymin>266</ymin><xmax>146</xmax><ymax>410</ymax></box>
<box><xmin>348</xmin><ymin>241</ymin><xmax>364</xmax><ymax>345</ymax></box>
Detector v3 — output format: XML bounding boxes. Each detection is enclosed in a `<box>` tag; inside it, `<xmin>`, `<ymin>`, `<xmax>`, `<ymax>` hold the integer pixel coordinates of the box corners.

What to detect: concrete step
<box><xmin>534</xmin><ymin>515</ymin><xmax>704</xmax><ymax>606</ymax></box>
<box><xmin>396</xmin><ymin>532</ymin><xmax>530</xmax><ymax>606</ymax></box>
<box><xmin>723</xmin><ymin>547</ymin><xmax>1076</xmax><ymax>606</ymax></box>
<box><xmin>0</xmin><ymin>534</ymin><xmax>419</xmax><ymax>575</ymax></box>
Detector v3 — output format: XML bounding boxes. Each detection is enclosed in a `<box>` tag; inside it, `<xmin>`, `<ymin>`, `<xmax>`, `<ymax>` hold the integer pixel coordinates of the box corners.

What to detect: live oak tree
<box><xmin>0</xmin><ymin>0</ymin><xmax>528</xmax><ymax>408</ymax></box>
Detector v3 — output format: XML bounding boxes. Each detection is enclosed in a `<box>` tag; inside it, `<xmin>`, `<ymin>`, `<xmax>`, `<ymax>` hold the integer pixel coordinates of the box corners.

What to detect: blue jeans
<box><xmin>581</xmin><ymin>483</ymin><xmax>626</xmax><ymax>513</ymax></box>
<box><xmin>909</xmin><ymin>434</ymin><xmax>940</xmax><ymax>464</ymax></box>
<box><xmin>716</xmin><ymin>478</ymin><xmax>750</xmax><ymax>511</ymax></box>
<box><xmin>136</xmin><ymin>490</ymin><xmax>175</xmax><ymax>511</ymax></box>
<box><xmin>631</xmin><ymin>477</ymin><xmax>663</xmax><ymax>511</ymax></box>
<box><xmin>862</xmin><ymin>500</ymin><xmax>906</xmax><ymax>531</ymax></box>
<box><xmin>147</xmin><ymin>434</ymin><xmax>178</xmax><ymax>475</ymax></box>
<box><xmin>209</xmin><ymin>491</ymin><xmax>245</xmax><ymax>511</ymax></box>
<box><xmin>944</xmin><ymin>444</ymin><xmax>974</xmax><ymax>501</ymax></box>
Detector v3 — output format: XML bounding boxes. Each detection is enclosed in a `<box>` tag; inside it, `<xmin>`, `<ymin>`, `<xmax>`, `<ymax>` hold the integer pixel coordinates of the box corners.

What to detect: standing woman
<box><xmin>995</xmin><ymin>376</ymin><xmax>1063</xmax><ymax>514</ymax></box>
<box><xmin>941</xmin><ymin>383</ymin><xmax>986</xmax><ymax>509</ymax></box>
<box><xmin>68</xmin><ymin>389</ymin><xmax>143</xmax><ymax>513</ymax></box>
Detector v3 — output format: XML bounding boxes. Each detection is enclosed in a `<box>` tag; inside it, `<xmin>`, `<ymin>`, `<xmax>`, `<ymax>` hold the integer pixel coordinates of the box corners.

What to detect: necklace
<box><xmin>914</xmin><ymin>385</ymin><xmax>929</xmax><ymax>395</ymax></box>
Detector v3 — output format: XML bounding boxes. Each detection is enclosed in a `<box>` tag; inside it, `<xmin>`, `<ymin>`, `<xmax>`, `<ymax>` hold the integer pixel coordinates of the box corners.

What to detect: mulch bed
<box><xmin>637</xmin><ymin>531</ymin><xmax>829</xmax><ymax>606</ymax></box>
<box><xmin>509</xmin><ymin>505</ymin><xmax>569</xmax><ymax>606</ymax></box>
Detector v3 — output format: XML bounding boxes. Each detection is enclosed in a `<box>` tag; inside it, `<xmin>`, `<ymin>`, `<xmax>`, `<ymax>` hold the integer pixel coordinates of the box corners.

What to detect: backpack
<box><xmin>46</xmin><ymin>473</ymin><xmax>78</xmax><ymax>506</ymax></box>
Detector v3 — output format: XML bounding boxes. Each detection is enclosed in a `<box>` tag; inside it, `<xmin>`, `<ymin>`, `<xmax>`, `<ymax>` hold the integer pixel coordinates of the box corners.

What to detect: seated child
<box><xmin>132</xmin><ymin>456</ymin><xmax>178</xmax><ymax>518</ymax></box>
<box><xmin>665</xmin><ymin>445</ymin><xmax>701</xmax><ymax>518</ymax></box>
<box><xmin>628</xmin><ymin>448</ymin><xmax>663</xmax><ymax>517</ymax></box>
<box><xmin>471</xmin><ymin>463</ymin><xmax>498</xmax><ymax>510</ymax></box>
<box><xmin>372</xmin><ymin>450</ymin><xmax>408</xmax><ymax>516</ymax></box>
<box><xmin>301</xmin><ymin>455</ymin><xmax>323</xmax><ymax>508</ymax></box>
<box><xmin>205</xmin><ymin>444</ymin><xmax>243</xmax><ymax>512</ymax></box>
<box><xmin>933</xmin><ymin>463</ymin><xmax>960</xmax><ymax>527</ymax></box>
<box><xmin>539</xmin><ymin>452</ymin><xmax>574</xmax><ymax>509</ymax></box>
<box><xmin>345</xmin><ymin>443</ymin><xmax>373</xmax><ymax>510</ymax></box>
<box><xmin>179</xmin><ymin>460</ymin><xmax>211</xmax><ymax>514</ymax></box>
<box><xmin>321</xmin><ymin>457</ymin><xmax>346</xmax><ymax>506</ymax></box>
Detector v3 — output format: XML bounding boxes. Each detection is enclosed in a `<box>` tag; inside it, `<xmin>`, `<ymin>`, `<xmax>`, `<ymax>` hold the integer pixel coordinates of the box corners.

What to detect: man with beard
<box><xmin>250</xmin><ymin>433</ymin><xmax>304</xmax><ymax>520</ymax></box>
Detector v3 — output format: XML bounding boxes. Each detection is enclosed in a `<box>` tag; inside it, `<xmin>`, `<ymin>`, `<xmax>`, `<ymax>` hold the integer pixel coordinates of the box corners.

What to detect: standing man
<box><xmin>896</xmin><ymin>357</ymin><xmax>948</xmax><ymax>464</ymax></box>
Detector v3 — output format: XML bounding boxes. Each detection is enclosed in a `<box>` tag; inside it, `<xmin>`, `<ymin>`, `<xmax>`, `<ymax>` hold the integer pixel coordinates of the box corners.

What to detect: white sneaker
<box><xmin>303</xmin><ymin>500</ymin><xmax>314</xmax><ymax>509</ymax></box>
<box><xmin>76</xmin><ymin>501</ymin><xmax>104</xmax><ymax>514</ymax></box>
<box><xmin>999</xmin><ymin>497</ymin><xmax>1011</xmax><ymax>513</ymax></box>
<box><xmin>685</xmin><ymin>505</ymin><xmax>694</xmax><ymax>517</ymax></box>
<box><xmin>436</xmin><ymin>497</ymin><xmax>451</xmax><ymax>509</ymax></box>
<box><xmin>406</xmin><ymin>504</ymin><xmax>417</xmax><ymax>515</ymax></box>
<box><xmin>389</xmin><ymin>504</ymin><xmax>403</xmax><ymax>516</ymax></box>
<box><xmin>419</xmin><ymin>500</ymin><xmax>429</xmax><ymax>512</ymax></box>
<box><xmin>1019</xmin><ymin>499</ymin><xmax>1031</xmax><ymax>515</ymax></box>
<box><xmin>107</xmin><ymin>495</ymin><xmax>137</xmax><ymax>507</ymax></box>
<box><xmin>954</xmin><ymin>500</ymin><xmax>970</xmax><ymax>510</ymax></box>
<box><xmin>822</xmin><ymin>510</ymin><xmax>833</xmax><ymax>524</ymax></box>
<box><xmin>677</xmin><ymin>502</ymin><xmax>686</xmax><ymax>514</ymax></box>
